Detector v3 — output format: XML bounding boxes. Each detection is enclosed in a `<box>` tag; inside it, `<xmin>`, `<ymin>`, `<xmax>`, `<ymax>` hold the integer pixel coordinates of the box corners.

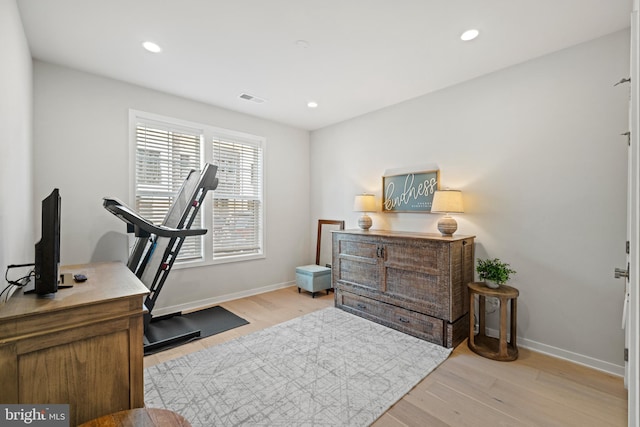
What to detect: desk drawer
<box><xmin>335</xmin><ymin>288</ymin><xmax>444</xmax><ymax>346</ymax></box>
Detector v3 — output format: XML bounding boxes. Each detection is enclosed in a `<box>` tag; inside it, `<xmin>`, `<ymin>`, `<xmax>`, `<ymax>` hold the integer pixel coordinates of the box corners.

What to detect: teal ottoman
<box><xmin>295</xmin><ymin>265</ymin><xmax>332</xmax><ymax>298</ymax></box>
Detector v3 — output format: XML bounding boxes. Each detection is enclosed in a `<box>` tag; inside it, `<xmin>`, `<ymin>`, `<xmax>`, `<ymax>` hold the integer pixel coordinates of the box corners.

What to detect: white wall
<box><xmin>0</xmin><ymin>0</ymin><xmax>33</xmax><ymax>289</ymax></box>
<box><xmin>310</xmin><ymin>30</ymin><xmax>630</xmax><ymax>373</ymax></box>
<box><xmin>33</xmin><ymin>61</ymin><xmax>311</xmax><ymax>312</ymax></box>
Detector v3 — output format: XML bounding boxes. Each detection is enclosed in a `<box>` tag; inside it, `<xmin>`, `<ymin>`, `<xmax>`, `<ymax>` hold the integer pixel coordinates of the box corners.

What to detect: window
<box><xmin>212</xmin><ymin>137</ymin><xmax>263</xmax><ymax>258</ymax></box>
<box><xmin>130</xmin><ymin>110</ymin><xmax>265</xmax><ymax>266</ymax></box>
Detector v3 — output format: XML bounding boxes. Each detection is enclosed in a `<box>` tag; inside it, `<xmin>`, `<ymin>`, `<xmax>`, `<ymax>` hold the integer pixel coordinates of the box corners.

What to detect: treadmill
<box><xmin>103</xmin><ymin>163</ymin><xmax>218</xmax><ymax>353</ymax></box>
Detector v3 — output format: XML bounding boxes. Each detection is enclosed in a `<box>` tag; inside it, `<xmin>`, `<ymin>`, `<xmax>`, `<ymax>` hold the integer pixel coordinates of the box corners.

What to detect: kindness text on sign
<box><xmin>382</xmin><ymin>170</ymin><xmax>440</xmax><ymax>212</ymax></box>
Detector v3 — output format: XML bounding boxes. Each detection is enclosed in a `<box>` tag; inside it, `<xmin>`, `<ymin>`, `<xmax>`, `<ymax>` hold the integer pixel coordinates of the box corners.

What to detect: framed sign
<box><xmin>382</xmin><ymin>170</ymin><xmax>440</xmax><ymax>212</ymax></box>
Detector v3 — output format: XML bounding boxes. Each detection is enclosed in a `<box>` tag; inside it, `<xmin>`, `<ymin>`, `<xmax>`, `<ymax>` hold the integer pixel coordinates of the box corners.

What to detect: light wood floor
<box><xmin>144</xmin><ymin>287</ymin><xmax>627</xmax><ymax>427</ymax></box>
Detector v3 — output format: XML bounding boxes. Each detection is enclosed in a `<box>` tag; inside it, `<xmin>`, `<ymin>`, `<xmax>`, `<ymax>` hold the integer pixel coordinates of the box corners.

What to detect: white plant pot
<box><xmin>484</xmin><ymin>280</ymin><xmax>500</xmax><ymax>289</ymax></box>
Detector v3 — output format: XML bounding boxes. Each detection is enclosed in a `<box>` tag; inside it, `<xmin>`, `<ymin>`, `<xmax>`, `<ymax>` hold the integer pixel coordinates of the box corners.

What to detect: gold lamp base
<box><xmin>437</xmin><ymin>215</ymin><xmax>457</xmax><ymax>236</ymax></box>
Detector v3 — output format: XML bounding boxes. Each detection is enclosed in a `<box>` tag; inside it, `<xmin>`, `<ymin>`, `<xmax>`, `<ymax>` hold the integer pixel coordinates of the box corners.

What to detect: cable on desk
<box><xmin>2</xmin><ymin>264</ymin><xmax>35</xmax><ymax>302</ymax></box>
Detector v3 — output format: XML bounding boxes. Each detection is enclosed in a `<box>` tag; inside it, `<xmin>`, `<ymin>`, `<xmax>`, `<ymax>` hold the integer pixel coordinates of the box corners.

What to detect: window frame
<box><xmin>129</xmin><ymin>109</ymin><xmax>267</xmax><ymax>268</ymax></box>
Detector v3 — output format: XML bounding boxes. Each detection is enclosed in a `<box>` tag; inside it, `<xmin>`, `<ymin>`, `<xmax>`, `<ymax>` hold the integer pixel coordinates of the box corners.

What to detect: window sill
<box><xmin>172</xmin><ymin>253</ymin><xmax>266</xmax><ymax>269</ymax></box>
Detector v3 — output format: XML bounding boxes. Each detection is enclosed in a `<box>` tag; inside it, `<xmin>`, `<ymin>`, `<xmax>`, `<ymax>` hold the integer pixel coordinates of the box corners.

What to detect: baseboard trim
<box><xmin>152</xmin><ymin>280</ymin><xmax>296</xmax><ymax>317</ymax></box>
<box><xmin>485</xmin><ymin>327</ymin><xmax>625</xmax><ymax>377</ymax></box>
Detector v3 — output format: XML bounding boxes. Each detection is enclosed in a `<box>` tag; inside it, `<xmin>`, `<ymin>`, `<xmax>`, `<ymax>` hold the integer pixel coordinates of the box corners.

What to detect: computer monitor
<box><xmin>34</xmin><ymin>188</ymin><xmax>61</xmax><ymax>295</ymax></box>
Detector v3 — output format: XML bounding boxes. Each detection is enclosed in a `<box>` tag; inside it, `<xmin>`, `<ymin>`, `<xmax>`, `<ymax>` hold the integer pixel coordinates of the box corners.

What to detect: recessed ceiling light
<box><xmin>307</xmin><ymin>101</ymin><xmax>318</xmax><ymax>108</ymax></box>
<box><xmin>460</xmin><ymin>29</ymin><xmax>479</xmax><ymax>41</ymax></box>
<box><xmin>142</xmin><ymin>41</ymin><xmax>162</xmax><ymax>53</ymax></box>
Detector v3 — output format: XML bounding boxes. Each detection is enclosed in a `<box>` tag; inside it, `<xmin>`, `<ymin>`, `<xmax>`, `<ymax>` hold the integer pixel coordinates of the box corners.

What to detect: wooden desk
<box><xmin>0</xmin><ymin>262</ymin><xmax>149</xmax><ymax>426</ymax></box>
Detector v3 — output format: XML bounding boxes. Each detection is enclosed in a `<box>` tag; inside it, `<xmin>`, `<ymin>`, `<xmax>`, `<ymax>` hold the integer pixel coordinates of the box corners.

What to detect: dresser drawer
<box><xmin>335</xmin><ymin>288</ymin><xmax>444</xmax><ymax>346</ymax></box>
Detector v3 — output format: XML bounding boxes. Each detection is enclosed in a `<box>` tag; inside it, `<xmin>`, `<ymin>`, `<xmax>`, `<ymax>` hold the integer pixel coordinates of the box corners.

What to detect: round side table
<box><xmin>78</xmin><ymin>408</ymin><xmax>191</xmax><ymax>427</ymax></box>
<box><xmin>468</xmin><ymin>282</ymin><xmax>519</xmax><ymax>361</ymax></box>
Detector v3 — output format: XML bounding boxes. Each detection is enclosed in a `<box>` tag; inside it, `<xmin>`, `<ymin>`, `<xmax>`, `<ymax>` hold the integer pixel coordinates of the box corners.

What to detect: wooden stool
<box><xmin>78</xmin><ymin>408</ymin><xmax>191</xmax><ymax>427</ymax></box>
<box><xmin>468</xmin><ymin>282</ymin><xmax>519</xmax><ymax>361</ymax></box>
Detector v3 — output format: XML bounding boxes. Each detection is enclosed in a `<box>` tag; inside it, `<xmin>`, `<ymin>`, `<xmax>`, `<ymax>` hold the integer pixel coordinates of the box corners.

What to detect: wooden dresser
<box><xmin>332</xmin><ymin>230</ymin><xmax>475</xmax><ymax>348</ymax></box>
<box><xmin>0</xmin><ymin>262</ymin><xmax>148</xmax><ymax>426</ymax></box>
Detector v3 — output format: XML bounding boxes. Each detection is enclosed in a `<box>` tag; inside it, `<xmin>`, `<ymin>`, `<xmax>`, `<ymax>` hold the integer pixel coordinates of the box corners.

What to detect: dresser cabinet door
<box><xmin>382</xmin><ymin>238</ymin><xmax>451</xmax><ymax>320</ymax></box>
<box><xmin>333</xmin><ymin>234</ymin><xmax>382</xmax><ymax>292</ymax></box>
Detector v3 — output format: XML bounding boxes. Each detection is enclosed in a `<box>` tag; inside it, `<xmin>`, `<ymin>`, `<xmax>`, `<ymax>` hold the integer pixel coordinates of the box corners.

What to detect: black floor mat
<box><xmin>144</xmin><ymin>306</ymin><xmax>249</xmax><ymax>355</ymax></box>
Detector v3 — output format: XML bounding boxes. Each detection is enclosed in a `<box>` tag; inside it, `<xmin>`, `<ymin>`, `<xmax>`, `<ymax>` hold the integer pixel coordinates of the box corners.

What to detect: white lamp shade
<box><xmin>431</xmin><ymin>190</ymin><xmax>464</xmax><ymax>213</ymax></box>
<box><xmin>353</xmin><ymin>194</ymin><xmax>376</xmax><ymax>212</ymax></box>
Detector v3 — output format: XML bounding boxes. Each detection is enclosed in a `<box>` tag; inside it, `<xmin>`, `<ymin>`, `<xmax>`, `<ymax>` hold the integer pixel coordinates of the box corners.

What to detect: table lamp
<box><xmin>353</xmin><ymin>194</ymin><xmax>376</xmax><ymax>230</ymax></box>
<box><xmin>431</xmin><ymin>190</ymin><xmax>464</xmax><ymax>236</ymax></box>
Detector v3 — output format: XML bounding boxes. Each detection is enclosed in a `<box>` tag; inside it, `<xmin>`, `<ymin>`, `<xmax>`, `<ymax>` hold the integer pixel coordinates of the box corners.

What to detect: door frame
<box><xmin>628</xmin><ymin>1</ymin><xmax>639</xmax><ymax>425</ymax></box>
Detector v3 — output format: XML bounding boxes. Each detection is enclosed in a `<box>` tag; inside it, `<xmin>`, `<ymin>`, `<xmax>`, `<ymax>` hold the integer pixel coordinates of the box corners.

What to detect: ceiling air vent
<box><xmin>239</xmin><ymin>93</ymin><xmax>266</xmax><ymax>104</ymax></box>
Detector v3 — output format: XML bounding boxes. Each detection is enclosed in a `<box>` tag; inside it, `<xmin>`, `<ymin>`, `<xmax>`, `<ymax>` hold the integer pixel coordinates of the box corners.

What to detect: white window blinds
<box><xmin>134</xmin><ymin>121</ymin><xmax>203</xmax><ymax>261</ymax></box>
<box><xmin>212</xmin><ymin>137</ymin><xmax>263</xmax><ymax>258</ymax></box>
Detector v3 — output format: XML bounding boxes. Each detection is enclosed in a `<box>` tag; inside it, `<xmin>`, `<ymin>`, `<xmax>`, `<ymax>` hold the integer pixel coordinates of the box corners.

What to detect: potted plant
<box><xmin>476</xmin><ymin>258</ymin><xmax>516</xmax><ymax>289</ymax></box>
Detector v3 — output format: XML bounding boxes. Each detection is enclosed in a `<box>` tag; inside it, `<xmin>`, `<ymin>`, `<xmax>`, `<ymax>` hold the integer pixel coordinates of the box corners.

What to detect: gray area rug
<box><xmin>144</xmin><ymin>307</ymin><xmax>452</xmax><ymax>426</ymax></box>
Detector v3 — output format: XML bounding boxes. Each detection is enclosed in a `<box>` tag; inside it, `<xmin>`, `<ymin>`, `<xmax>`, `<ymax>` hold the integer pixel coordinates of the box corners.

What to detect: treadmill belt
<box><xmin>144</xmin><ymin>306</ymin><xmax>249</xmax><ymax>355</ymax></box>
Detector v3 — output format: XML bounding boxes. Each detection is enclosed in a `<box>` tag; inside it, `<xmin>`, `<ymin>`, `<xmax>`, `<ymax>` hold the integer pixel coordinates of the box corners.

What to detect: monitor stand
<box><xmin>23</xmin><ymin>273</ymin><xmax>73</xmax><ymax>294</ymax></box>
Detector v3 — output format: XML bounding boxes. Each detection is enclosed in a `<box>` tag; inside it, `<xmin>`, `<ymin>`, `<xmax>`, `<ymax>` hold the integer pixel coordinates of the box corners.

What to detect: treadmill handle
<box><xmin>103</xmin><ymin>197</ymin><xmax>207</xmax><ymax>238</ymax></box>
